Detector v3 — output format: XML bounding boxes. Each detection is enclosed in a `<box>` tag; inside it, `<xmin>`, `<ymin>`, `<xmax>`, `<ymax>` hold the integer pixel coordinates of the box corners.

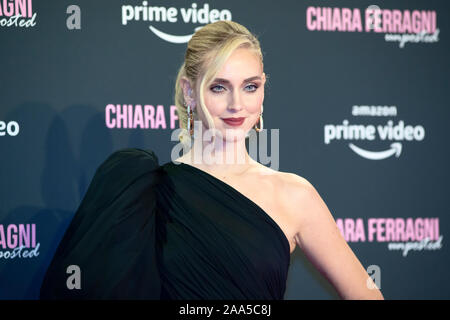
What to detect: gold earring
<box><xmin>254</xmin><ymin>104</ymin><xmax>264</xmax><ymax>132</ymax></box>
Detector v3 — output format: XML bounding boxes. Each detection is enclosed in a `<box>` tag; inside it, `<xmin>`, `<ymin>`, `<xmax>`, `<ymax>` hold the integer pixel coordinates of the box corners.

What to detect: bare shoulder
<box><xmin>278</xmin><ymin>171</ymin><xmax>316</xmax><ymax>195</ymax></box>
<box><xmin>249</xmin><ymin>164</ymin><xmax>318</xmax><ymax>219</ymax></box>
<box><xmin>262</xmin><ymin>165</ymin><xmax>314</xmax><ymax>195</ymax></box>
<box><xmin>276</xmin><ymin>171</ymin><xmax>320</xmax><ymax>223</ymax></box>
<box><xmin>249</xmin><ymin>163</ymin><xmax>315</xmax><ymax>196</ymax></box>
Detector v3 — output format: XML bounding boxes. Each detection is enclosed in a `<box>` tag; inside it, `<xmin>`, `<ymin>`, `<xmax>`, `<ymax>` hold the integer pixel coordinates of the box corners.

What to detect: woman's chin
<box><xmin>219</xmin><ymin>128</ymin><xmax>248</xmax><ymax>141</ymax></box>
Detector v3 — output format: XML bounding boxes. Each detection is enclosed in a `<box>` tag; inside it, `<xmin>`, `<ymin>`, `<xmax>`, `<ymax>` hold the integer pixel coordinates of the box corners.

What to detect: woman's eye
<box><xmin>210</xmin><ymin>84</ymin><xmax>259</xmax><ymax>93</ymax></box>
<box><xmin>210</xmin><ymin>85</ymin><xmax>225</xmax><ymax>93</ymax></box>
<box><xmin>245</xmin><ymin>84</ymin><xmax>258</xmax><ymax>92</ymax></box>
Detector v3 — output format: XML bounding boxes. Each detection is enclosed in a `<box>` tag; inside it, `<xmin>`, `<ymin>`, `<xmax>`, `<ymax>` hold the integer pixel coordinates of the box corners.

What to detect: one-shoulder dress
<box><xmin>39</xmin><ymin>148</ymin><xmax>291</xmax><ymax>299</ymax></box>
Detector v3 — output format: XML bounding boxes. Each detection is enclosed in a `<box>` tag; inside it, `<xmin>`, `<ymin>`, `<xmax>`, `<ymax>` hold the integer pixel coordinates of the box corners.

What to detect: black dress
<box><xmin>39</xmin><ymin>148</ymin><xmax>291</xmax><ymax>299</ymax></box>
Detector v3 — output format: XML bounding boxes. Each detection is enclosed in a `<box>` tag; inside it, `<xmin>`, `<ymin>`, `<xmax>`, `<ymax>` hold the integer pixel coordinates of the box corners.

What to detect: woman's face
<box><xmin>194</xmin><ymin>47</ymin><xmax>266</xmax><ymax>142</ymax></box>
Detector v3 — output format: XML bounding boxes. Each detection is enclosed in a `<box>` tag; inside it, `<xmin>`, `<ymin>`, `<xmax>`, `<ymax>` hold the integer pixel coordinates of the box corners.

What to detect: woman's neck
<box><xmin>179</xmin><ymin>135</ymin><xmax>256</xmax><ymax>176</ymax></box>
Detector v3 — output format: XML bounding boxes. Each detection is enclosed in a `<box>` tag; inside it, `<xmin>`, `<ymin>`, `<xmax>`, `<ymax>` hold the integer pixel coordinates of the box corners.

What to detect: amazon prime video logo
<box><xmin>323</xmin><ymin>105</ymin><xmax>425</xmax><ymax>160</ymax></box>
<box><xmin>121</xmin><ymin>2</ymin><xmax>232</xmax><ymax>43</ymax></box>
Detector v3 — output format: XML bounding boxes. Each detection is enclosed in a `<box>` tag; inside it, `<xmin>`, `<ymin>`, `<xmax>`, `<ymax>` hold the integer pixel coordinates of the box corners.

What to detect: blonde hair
<box><xmin>174</xmin><ymin>20</ymin><xmax>266</xmax><ymax>144</ymax></box>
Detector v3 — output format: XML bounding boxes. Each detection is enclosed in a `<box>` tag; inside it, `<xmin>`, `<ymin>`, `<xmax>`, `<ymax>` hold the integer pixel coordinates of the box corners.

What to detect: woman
<box><xmin>40</xmin><ymin>20</ymin><xmax>384</xmax><ymax>300</ymax></box>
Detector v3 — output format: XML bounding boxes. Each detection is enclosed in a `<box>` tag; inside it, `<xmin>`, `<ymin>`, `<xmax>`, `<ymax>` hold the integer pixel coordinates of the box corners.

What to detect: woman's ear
<box><xmin>180</xmin><ymin>76</ymin><xmax>196</xmax><ymax>109</ymax></box>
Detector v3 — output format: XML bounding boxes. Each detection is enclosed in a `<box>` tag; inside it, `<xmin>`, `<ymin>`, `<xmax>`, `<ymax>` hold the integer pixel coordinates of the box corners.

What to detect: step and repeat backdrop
<box><xmin>1</xmin><ymin>0</ymin><xmax>449</xmax><ymax>299</ymax></box>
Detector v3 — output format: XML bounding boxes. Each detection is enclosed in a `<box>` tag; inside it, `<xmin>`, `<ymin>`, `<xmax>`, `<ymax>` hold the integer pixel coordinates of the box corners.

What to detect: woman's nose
<box><xmin>228</xmin><ymin>89</ymin><xmax>243</xmax><ymax>112</ymax></box>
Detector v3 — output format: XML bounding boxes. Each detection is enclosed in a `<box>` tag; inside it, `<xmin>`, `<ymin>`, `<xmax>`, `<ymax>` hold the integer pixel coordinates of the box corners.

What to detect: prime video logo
<box><xmin>121</xmin><ymin>2</ymin><xmax>232</xmax><ymax>43</ymax></box>
<box><xmin>323</xmin><ymin>105</ymin><xmax>426</xmax><ymax>160</ymax></box>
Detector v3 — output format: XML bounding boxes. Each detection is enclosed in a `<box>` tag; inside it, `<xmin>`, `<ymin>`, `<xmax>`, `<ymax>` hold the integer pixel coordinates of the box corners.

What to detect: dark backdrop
<box><xmin>1</xmin><ymin>0</ymin><xmax>449</xmax><ymax>299</ymax></box>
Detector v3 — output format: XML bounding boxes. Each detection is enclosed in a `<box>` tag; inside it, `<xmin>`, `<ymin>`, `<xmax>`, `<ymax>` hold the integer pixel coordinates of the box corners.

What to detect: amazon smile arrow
<box><xmin>348</xmin><ymin>142</ymin><xmax>402</xmax><ymax>160</ymax></box>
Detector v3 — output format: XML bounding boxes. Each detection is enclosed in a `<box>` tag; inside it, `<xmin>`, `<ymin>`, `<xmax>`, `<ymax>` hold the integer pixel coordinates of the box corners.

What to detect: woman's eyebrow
<box><xmin>212</xmin><ymin>76</ymin><xmax>261</xmax><ymax>84</ymax></box>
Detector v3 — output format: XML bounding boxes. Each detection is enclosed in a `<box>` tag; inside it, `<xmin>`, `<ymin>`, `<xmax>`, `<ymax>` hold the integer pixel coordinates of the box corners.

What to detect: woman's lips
<box><xmin>222</xmin><ymin>117</ymin><xmax>246</xmax><ymax>126</ymax></box>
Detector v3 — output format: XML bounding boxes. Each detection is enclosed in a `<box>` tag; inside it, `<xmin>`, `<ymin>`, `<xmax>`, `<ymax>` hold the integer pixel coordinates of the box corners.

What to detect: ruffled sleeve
<box><xmin>40</xmin><ymin>148</ymin><xmax>163</xmax><ymax>299</ymax></box>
